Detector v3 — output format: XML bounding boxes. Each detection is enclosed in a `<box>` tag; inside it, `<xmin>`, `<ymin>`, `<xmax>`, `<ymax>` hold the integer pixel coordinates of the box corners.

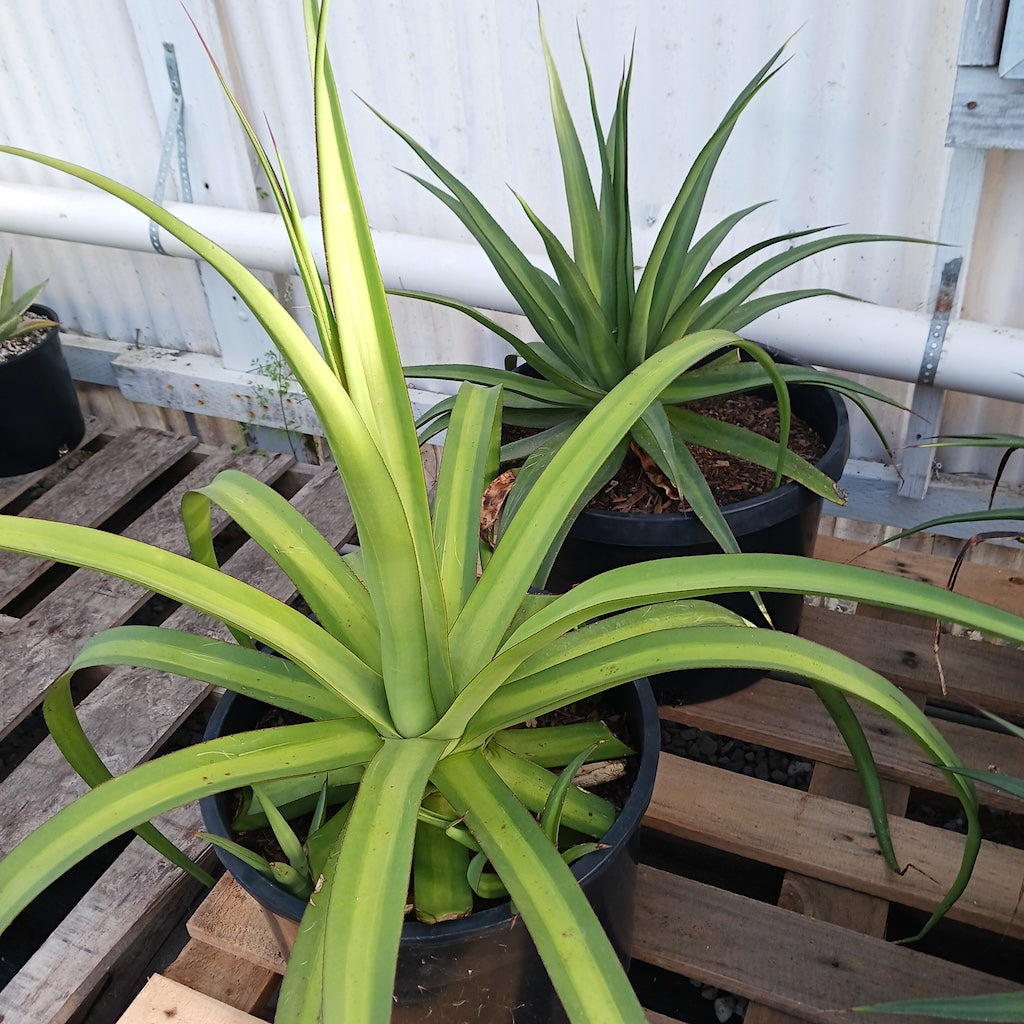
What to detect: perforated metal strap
<box><xmin>917</xmin><ymin>257</ymin><xmax>961</xmax><ymax>385</ymax></box>
<box><xmin>149</xmin><ymin>43</ymin><xmax>192</xmax><ymax>254</ymax></box>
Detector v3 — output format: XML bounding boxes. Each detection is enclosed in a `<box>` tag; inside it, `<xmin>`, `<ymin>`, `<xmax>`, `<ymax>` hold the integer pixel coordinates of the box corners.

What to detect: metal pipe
<box><xmin>2</xmin><ymin>180</ymin><xmax>1023</xmax><ymax>402</ymax></box>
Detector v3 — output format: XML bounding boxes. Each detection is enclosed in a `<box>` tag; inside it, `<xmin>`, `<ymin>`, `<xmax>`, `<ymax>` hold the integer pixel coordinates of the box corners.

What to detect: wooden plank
<box><xmin>162</xmin><ymin>939</ymin><xmax>278</xmax><ymax>1016</ymax></box>
<box><xmin>116</xmin><ymin>975</ymin><xmax>264</xmax><ymax>1024</ymax></box>
<box><xmin>0</xmin><ymin>428</ymin><xmax>197</xmax><ymax>606</ymax></box>
<box><xmin>186</xmin><ymin>874</ymin><xmax>287</xmax><ymax>975</ymax></box>
<box><xmin>812</xmin><ymin>533</ymin><xmax>1024</xmax><ymax>619</ymax></box>
<box><xmin>633</xmin><ymin>865</ymin><xmax>1013</xmax><ymax>1024</ymax></box>
<box><xmin>0</xmin><ymin>445</ymin><xmax>290</xmax><ymax>742</ymax></box>
<box><xmin>660</xmin><ymin>678</ymin><xmax>1024</xmax><ymax>810</ymax></box>
<box><xmin>799</xmin><ymin>602</ymin><xmax>1024</xmax><ymax>715</ymax></box>
<box><xmin>645</xmin><ymin>753</ymin><xmax>1024</xmax><ymax>938</ymax></box>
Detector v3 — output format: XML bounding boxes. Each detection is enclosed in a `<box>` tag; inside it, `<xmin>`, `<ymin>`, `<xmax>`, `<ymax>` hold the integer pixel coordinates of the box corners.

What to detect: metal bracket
<box><xmin>917</xmin><ymin>257</ymin><xmax>961</xmax><ymax>385</ymax></box>
<box><xmin>149</xmin><ymin>43</ymin><xmax>192</xmax><ymax>254</ymax></box>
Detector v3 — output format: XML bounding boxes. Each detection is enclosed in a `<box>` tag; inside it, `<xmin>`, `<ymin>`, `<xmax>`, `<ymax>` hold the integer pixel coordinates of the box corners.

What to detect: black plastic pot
<box><xmin>543</xmin><ymin>348</ymin><xmax>850</xmax><ymax>703</ymax></box>
<box><xmin>0</xmin><ymin>305</ymin><xmax>85</xmax><ymax>477</ymax></box>
<box><xmin>201</xmin><ymin>680</ymin><xmax>660</xmax><ymax>1023</ymax></box>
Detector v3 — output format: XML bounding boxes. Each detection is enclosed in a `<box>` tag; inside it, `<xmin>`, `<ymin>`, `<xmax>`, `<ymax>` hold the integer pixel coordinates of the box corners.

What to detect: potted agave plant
<box><xmin>380</xmin><ymin>25</ymin><xmax>910</xmax><ymax>645</ymax></box>
<box><xmin>0</xmin><ymin>254</ymin><xmax>84</xmax><ymax>476</ymax></box>
<box><xmin>1</xmin><ymin>4</ymin><xmax>1024</xmax><ymax>1022</ymax></box>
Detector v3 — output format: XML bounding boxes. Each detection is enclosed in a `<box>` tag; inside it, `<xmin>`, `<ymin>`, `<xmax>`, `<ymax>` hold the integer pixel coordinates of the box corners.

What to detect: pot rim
<box><xmin>0</xmin><ymin>304</ymin><xmax>60</xmax><ymax>368</ymax></box>
<box><xmin>200</xmin><ymin>678</ymin><xmax>660</xmax><ymax>941</ymax></box>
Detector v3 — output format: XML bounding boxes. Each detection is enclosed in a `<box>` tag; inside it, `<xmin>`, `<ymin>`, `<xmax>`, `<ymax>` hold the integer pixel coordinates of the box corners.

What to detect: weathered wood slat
<box><xmin>0</xmin><ymin>428</ymin><xmax>197</xmax><ymax>607</ymax></box>
<box><xmin>799</xmin><ymin>601</ymin><xmax>1024</xmax><ymax>714</ymax></box>
<box><xmin>116</xmin><ymin>975</ymin><xmax>264</xmax><ymax>1024</ymax></box>
<box><xmin>186</xmin><ymin>873</ymin><xmax>287</xmax><ymax>975</ymax></box>
<box><xmin>162</xmin><ymin>939</ymin><xmax>278</xmax><ymax>1016</ymax></box>
<box><xmin>633</xmin><ymin>864</ymin><xmax>1013</xmax><ymax>1024</ymax></box>
<box><xmin>646</xmin><ymin>753</ymin><xmax>1024</xmax><ymax>938</ymax></box>
<box><xmin>0</xmin><ymin>446</ymin><xmax>291</xmax><ymax>741</ymax></box>
<box><xmin>660</xmin><ymin>677</ymin><xmax>1024</xmax><ymax>810</ymax></box>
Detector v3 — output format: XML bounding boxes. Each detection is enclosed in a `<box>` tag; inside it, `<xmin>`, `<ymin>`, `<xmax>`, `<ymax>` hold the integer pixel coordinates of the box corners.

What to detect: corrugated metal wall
<box><xmin>1</xmin><ymin>0</ymin><xmax>1021</xmax><ymax>473</ymax></box>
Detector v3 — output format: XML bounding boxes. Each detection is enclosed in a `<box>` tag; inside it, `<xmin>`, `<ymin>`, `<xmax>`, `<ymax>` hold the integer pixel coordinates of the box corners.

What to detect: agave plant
<box><xmin>380</xmin><ymin>26</ymin><xmax>909</xmax><ymax>561</ymax></box>
<box><xmin>0</xmin><ymin>5</ymin><xmax>1023</xmax><ymax>1023</ymax></box>
<box><xmin>0</xmin><ymin>252</ymin><xmax>57</xmax><ymax>349</ymax></box>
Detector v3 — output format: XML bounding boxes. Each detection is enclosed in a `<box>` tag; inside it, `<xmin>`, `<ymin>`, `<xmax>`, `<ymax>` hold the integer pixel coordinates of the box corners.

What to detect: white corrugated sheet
<box><xmin>0</xmin><ymin>0</ymin><xmax>1021</xmax><ymax>475</ymax></box>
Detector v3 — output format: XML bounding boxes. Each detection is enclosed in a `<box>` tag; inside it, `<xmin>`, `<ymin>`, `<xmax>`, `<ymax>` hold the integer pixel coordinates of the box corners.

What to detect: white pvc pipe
<box><xmin>2</xmin><ymin>180</ymin><xmax>1024</xmax><ymax>402</ymax></box>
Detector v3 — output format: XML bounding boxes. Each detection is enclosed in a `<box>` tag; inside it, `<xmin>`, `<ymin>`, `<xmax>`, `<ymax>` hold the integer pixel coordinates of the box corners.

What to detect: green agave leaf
<box><xmin>883</xmin><ymin>509</ymin><xmax>1024</xmax><ymax>545</ymax></box>
<box><xmin>197</xmin><ymin>831</ymin><xmax>280</xmax><ymax>884</ymax></box>
<box><xmin>433</xmin><ymin>382</ymin><xmax>502</xmax><ymax>619</ymax></box>
<box><xmin>499</xmin><ymin>415</ymin><xmax>585</xmax><ymax>463</ymax></box>
<box><xmin>308</xmin><ymin>6</ymin><xmax>453</xmax><ymax>735</ymax></box>
<box><xmin>601</xmin><ymin>50</ymin><xmax>635</xmax><ymax>359</ymax></box>
<box><xmin>467</xmin><ymin>850</ymin><xmax>511</xmax><ymax>901</ymax></box>
<box><xmin>0</xmin><ymin>718</ymin><xmax>381</xmax><ymax>933</ymax></box>
<box><xmin>372</xmin><ymin>106</ymin><xmax>584</xmax><ymax>366</ymax></box>
<box><xmin>538</xmin><ymin>11</ymin><xmax>602</xmax><ymax>293</ymax></box>
<box><xmin>808</xmin><ymin>681</ymin><xmax>899</xmax><ymax>872</ymax></box>
<box><xmin>502</xmin><ymin>552</ymin><xmax>1024</xmax><ymax>657</ymax></box>
<box><xmin>318</xmin><ymin>737</ymin><xmax>446</xmax><ymax>1023</ymax></box>
<box><xmin>657</xmin><ymin>223</ymin><xmax>835</xmax><ymax>346</ymax></box>
<box><xmin>633</xmin><ymin>403</ymin><xmax>742</xmax><ymax>555</ymax></box>
<box><xmin>181</xmin><ymin>470</ymin><xmax>380</xmax><ymax>669</ymax></box>
<box><xmin>50</xmin><ymin>625</ymin><xmax>353</xmax><ymax>720</ymax></box>
<box><xmin>716</xmin><ymin>287</ymin><xmax>855</xmax><ymax>333</ymax></box>
<box><xmin>404</xmin><ymin>361</ymin><xmax>591</xmax><ymax>407</ymax></box>
<box><xmin>944</xmin><ymin>765</ymin><xmax>1024</xmax><ymax>800</ymax></box>
<box><xmin>251</xmin><ymin>782</ymin><xmax>308</xmax><ymax>876</ymax></box>
<box><xmin>433</xmin><ymin>749</ymin><xmax>647</xmax><ymax>1024</ymax></box>
<box><xmin>305</xmin><ymin>799</ymin><xmax>352</xmax><ymax>883</ymax></box>
<box><xmin>441</xmin><ymin>601</ymin><xmax>748</xmax><ymax>744</ymax></box>
<box><xmin>659</xmin><ymin>359</ymin><xmax>901</xmax><ymax>466</ymax></box>
<box><xmin>413</xmin><ymin>791</ymin><xmax>473</xmax><ymax>923</ymax></box>
<box><xmin>185</xmin><ymin>8</ymin><xmax>340</xmax><ymax>377</ymax></box>
<box><xmin>309</xmin><ymin>1</ymin><xmax>425</xmax><ymax>500</ymax></box>
<box><xmin>856</xmin><ymin>990</ymin><xmax>1024</xmax><ymax>1020</ymax></box>
<box><xmin>658</xmin><ymin>201</ymin><xmax>774</xmax><ymax>320</ymax></box>
<box><xmin>918</xmin><ymin>432</ymin><xmax>1024</xmax><ymax>450</ymax></box>
<box><xmin>514</xmin><ymin>188</ymin><xmax>623</xmax><ymax>389</ymax></box>
<box><xmin>233</xmin><ymin>775</ymin><xmax>360</xmax><ymax>832</ymax></box>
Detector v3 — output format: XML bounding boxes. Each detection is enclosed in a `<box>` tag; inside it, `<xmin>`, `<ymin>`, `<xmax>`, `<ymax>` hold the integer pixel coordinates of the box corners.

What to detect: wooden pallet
<box><xmin>5</xmin><ymin>426</ymin><xmax>1024</xmax><ymax>1023</ymax></box>
<box><xmin>111</xmin><ymin>531</ymin><xmax>1024</xmax><ymax>1023</ymax></box>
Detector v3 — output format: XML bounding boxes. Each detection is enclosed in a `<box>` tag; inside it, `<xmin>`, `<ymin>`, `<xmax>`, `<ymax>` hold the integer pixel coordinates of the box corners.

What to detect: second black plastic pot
<box><xmin>200</xmin><ymin>680</ymin><xmax>660</xmax><ymax>1024</ymax></box>
<box><xmin>0</xmin><ymin>305</ymin><xmax>85</xmax><ymax>477</ymax></box>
